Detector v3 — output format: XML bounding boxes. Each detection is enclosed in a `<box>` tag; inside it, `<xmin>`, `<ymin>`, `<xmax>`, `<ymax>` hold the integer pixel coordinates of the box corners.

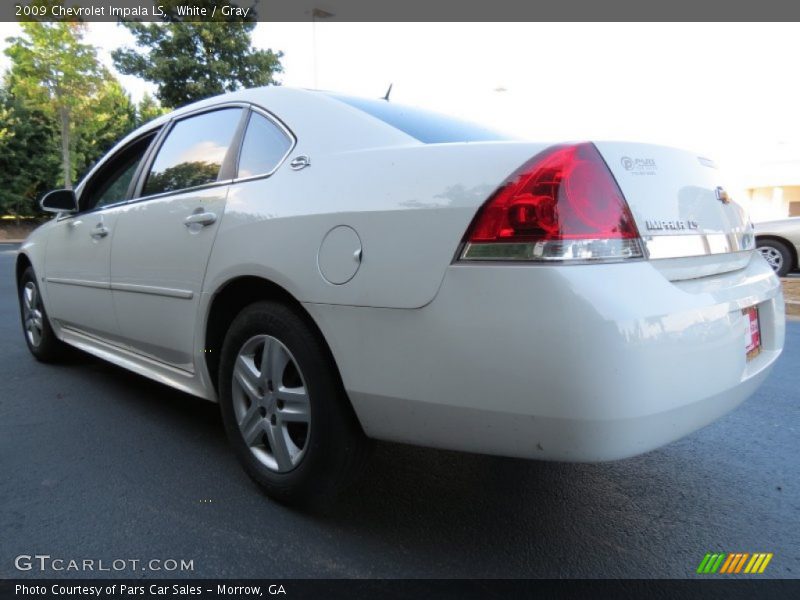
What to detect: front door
<box><xmin>44</xmin><ymin>133</ymin><xmax>156</xmax><ymax>342</ymax></box>
<box><xmin>43</xmin><ymin>212</ymin><xmax>119</xmax><ymax>340</ymax></box>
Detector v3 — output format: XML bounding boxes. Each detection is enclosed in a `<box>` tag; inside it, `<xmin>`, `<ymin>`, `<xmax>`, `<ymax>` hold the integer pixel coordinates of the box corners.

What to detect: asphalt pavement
<box><xmin>1</xmin><ymin>242</ymin><xmax>798</xmax><ymax>579</ymax></box>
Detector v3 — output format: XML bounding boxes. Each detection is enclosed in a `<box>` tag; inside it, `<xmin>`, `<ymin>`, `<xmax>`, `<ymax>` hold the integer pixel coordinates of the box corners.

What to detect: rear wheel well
<box><xmin>204</xmin><ymin>277</ymin><xmax>337</xmax><ymax>395</ymax></box>
<box><xmin>756</xmin><ymin>235</ymin><xmax>797</xmax><ymax>270</ymax></box>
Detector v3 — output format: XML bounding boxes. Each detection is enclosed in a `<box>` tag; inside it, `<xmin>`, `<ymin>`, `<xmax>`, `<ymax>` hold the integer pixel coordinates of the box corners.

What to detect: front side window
<box><xmin>142</xmin><ymin>108</ymin><xmax>242</xmax><ymax>197</ymax></box>
<box><xmin>81</xmin><ymin>133</ymin><xmax>156</xmax><ymax>211</ymax></box>
<box><xmin>236</xmin><ymin>112</ymin><xmax>293</xmax><ymax>178</ymax></box>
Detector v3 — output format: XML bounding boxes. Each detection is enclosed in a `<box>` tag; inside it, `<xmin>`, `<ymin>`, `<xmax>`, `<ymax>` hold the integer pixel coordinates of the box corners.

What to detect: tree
<box><xmin>4</xmin><ymin>21</ymin><xmax>104</xmax><ymax>188</ymax></box>
<box><xmin>74</xmin><ymin>75</ymin><xmax>137</xmax><ymax>179</ymax></box>
<box><xmin>112</xmin><ymin>1</ymin><xmax>283</xmax><ymax>108</ymax></box>
<box><xmin>0</xmin><ymin>87</ymin><xmax>61</xmax><ymax>217</ymax></box>
<box><xmin>136</xmin><ymin>92</ymin><xmax>169</xmax><ymax>126</ymax></box>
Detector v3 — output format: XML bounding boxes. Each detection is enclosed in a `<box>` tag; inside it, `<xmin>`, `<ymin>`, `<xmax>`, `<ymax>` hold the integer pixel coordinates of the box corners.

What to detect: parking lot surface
<box><xmin>1</xmin><ymin>243</ymin><xmax>798</xmax><ymax>578</ymax></box>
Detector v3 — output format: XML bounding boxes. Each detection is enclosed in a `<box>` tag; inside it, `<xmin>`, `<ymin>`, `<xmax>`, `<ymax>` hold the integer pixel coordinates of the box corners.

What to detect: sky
<box><xmin>1</xmin><ymin>22</ymin><xmax>799</xmax><ymax>205</ymax></box>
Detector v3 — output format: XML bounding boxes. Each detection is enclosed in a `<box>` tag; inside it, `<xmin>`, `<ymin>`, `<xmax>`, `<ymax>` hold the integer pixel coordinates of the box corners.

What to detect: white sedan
<box><xmin>16</xmin><ymin>87</ymin><xmax>785</xmax><ymax>506</ymax></box>
<box><xmin>755</xmin><ymin>217</ymin><xmax>800</xmax><ymax>277</ymax></box>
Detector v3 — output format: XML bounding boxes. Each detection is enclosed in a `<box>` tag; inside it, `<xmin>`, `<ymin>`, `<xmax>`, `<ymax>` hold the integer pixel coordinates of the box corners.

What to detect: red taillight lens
<box><xmin>461</xmin><ymin>143</ymin><xmax>643</xmax><ymax>261</ymax></box>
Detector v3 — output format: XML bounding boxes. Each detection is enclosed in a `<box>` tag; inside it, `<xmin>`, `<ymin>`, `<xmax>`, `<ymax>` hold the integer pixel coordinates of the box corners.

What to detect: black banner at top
<box><xmin>4</xmin><ymin>0</ymin><xmax>800</xmax><ymax>22</ymax></box>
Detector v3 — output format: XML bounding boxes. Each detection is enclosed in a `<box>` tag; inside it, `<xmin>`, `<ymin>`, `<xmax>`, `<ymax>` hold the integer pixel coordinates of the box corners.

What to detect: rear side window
<box><xmin>143</xmin><ymin>108</ymin><xmax>242</xmax><ymax>197</ymax></box>
<box><xmin>237</xmin><ymin>112</ymin><xmax>293</xmax><ymax>178</ymax></box>
<box><xmin>326</xmin><ymin>94</ymin><xmax>512</xmax><ymax>144</ymax></box>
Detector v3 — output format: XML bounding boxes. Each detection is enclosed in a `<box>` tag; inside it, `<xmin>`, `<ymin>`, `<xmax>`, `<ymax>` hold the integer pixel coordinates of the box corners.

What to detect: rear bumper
<box><xmin>305</xmin><ymin>252</ymin><xmax>785</xmax><ymax>461</ymax></box>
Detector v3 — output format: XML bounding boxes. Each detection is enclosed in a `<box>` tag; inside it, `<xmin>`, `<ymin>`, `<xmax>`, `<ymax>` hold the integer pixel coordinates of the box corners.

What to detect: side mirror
<box><xmin>40</xmin><ymin>189</ymin><xmax>78</xmax><ymax>214</ymax></box>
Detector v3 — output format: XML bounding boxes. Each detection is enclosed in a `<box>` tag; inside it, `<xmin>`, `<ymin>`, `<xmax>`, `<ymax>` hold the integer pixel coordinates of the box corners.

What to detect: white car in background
<box><xmin>755</xmin><ymin>217</ymin><xmax>800</xmax><ymax>277</ymax></box>
<box><xmin>16</xmin><ymin>87</ymin><xmax>785</xmax><ymax>506</ymax></box>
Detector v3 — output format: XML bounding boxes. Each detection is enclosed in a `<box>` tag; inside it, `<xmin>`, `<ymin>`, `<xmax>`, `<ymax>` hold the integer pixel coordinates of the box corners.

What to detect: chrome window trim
<box><xmin>73</xmin><ymin>129</ymin><xmax>164</xmax><ymax>217</ymax></box>
<box><xmin>128</xmin><ymin>178</ymin><xmax>235</xmax><ymax>204</ymax></box>
<box><xmin>70</xmin><ymin>178</ymin><xmax>236</xmax><ymax>217</ymax></box>
<box><xmin>63</xmin><ymin>101</ymin><xmax>297</xmax><ymax>217</ymax></box>
<box><xmin>231</xmin><ymin>104</ymin><xmax>297</xmax><ymax>184</ymax></box>
<box><xmin>131</xmin><ymin>102</ymin><xmax>250</xmax><ymax>204</ymax></box>
<box><xmin>72</xmin><ymin>123</ymin><xmax>164</xmax><ymax>201</ymax></box>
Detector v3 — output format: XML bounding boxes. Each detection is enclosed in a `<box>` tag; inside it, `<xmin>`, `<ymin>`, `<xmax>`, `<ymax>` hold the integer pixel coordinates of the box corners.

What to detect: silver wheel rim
<box><xmin>758</xmin><ymin>246</ymin><xmax>783</xmax><ymax>272</ymax></box>
<box><xmin>22</xmin><ymin>281</ymin><xmax>44</xmax><ymax>348</ymax></box>
<box><xmin>232</xmin><ymin>335</ymin><xmax>311</xmax><ymax>473</ymax></box>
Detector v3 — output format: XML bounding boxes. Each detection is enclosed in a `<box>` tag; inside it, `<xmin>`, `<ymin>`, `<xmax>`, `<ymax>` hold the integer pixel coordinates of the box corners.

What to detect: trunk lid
<box><xmin>594</xmin><ymin>142</ymin><xmax>755</xmax><ymax>279</ymax></box>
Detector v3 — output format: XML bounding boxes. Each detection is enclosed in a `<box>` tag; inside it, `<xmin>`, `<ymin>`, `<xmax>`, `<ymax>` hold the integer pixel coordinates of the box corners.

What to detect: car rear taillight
<box><xmin>459</xmin><ymin>142</ymin><xmax>644</xmax><ymax>262</ymax></box>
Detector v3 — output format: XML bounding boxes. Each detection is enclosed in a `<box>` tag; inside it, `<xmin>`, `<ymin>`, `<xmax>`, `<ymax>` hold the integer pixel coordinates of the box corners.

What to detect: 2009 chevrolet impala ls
<box><xmin>16</xmin><ymin>87</ymin><xmax>785</xmax><ymax>505</ymax></box>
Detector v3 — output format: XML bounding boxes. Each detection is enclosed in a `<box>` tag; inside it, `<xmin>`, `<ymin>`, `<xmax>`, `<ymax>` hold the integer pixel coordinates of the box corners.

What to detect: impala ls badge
<box><xmin>715</xmin><ymin>186</ymin><xmax>731</xmax><ymax>204</ymax></box>
<box><xmin>645</xmin><ymin>219</ymin><xmax>699</xmax><ymax>231</ymax></box>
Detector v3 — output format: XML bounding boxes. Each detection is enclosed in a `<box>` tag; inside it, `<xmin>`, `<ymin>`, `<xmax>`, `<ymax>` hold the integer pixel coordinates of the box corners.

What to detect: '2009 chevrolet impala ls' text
<box><xmin>16</xmin><ymin>87</ymin><xmax>785</xmax><ymax>505</ymax></box>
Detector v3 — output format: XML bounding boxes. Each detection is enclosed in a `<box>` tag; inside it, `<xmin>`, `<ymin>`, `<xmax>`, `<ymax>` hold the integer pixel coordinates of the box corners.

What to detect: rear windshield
<box><xmin>326</xmin><ymin>93</ymin><xmax>512</xmax><ymax>144</ymax></box>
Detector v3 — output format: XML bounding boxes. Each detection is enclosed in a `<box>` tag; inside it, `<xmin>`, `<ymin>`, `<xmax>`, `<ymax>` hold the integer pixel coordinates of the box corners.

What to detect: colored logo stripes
<box><xmin>697</xmin><ymin>552</ymin><xmax>773</xmax><ymax>574</ymax></box>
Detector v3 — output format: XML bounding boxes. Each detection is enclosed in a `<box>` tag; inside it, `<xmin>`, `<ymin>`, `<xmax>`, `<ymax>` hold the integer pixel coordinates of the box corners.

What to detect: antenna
<box><xmin>382</xmin><ymin>83</ymin><xmax>393</xmax><ymax>101</ymax></box>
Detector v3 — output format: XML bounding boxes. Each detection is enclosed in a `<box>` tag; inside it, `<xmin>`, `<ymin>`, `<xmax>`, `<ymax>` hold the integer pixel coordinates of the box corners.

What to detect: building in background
<box><xmin>740</xmin><ymin>143</ymin><xmax>800</xmax><ymax>222</ymax></box>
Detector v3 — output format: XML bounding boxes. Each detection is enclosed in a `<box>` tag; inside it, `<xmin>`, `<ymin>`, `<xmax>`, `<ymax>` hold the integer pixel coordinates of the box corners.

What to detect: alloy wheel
<box><xmin>22</xmin><ymin>281</ymin><xmax>44</xmax><ymax>348</ymax></box>
<box><xmin>758</xmin><ymin>246</ymin><xmax>783</xmax><ymax>272</ymax></box>
<box><xmin>231</xmin><ymin>335</ymin><xmax>311</xmax><ymax>473</ymax></box>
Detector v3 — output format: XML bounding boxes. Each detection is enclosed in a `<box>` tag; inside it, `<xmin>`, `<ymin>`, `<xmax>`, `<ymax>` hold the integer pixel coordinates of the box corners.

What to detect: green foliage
<box><xmin>0</xmin><ymin>2</ymin><xmax>279</xmax><ymax>216</ymax></box>
<box><xmin>136</xmin><ymin>92</ymin><xmax>169</xmax><ymax>126</ymax></box>
<box><xmin>4</xmin><ymin>20</ymin><xmax>105</xmax><ymax>188</ymax></box>
<box><xmin>112</xmin><ymin>1</ymin><xmax>283</xmax><ymax>108</ymax></box>
<box><xmin>0</xmin><ymin>88</ymin><xmax>61</xmax><ymax>217</ymax></box>
<box><xmin>74</xmin><ymin>75</ymin><xmax>137</xmax><ymax>178</ymax></box>
<box><xmin>2</xmin><ymin>20</ymin><xmax>145</xmax><ymax>215</ymax></box>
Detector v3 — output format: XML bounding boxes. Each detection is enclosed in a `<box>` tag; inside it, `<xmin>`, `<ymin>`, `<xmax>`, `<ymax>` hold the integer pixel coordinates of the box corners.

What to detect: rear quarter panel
<box><xmin>202</xmin><ymin>141</ymin><xmax>547</xmax><ymax>308</ymax></box>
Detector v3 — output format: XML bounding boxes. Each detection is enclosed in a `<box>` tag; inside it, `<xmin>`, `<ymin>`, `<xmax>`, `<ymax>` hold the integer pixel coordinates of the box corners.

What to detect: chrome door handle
<box><xmin>91</xmin><ymin>225</ymin><xmax>109</xmax><ymax>239</ymax></box>
<box><xmin>289</xmin><ymin>155</ymin><xmax>311</xmax><ymax>170</ymax></box>
<box><xmin>184</xmin><ymin>212</ymin><xmax>217</xmax><ymax>227</ymax></box>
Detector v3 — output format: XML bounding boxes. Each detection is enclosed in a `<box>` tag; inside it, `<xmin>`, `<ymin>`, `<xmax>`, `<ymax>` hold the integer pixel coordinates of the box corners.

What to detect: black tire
<box><xmin>218</xmin><ymin>301</ymin><xmax>370</xmax><ymax>508</ymax></box>
<box><xmin>18</xmin><ymin>266</ymin><xmax>67</xmax><ymax>362</ymax></box>
<box><xmin>757</xmin><ymin>239</ymin><xmax>793</xmax><ymax>277</ymax></box>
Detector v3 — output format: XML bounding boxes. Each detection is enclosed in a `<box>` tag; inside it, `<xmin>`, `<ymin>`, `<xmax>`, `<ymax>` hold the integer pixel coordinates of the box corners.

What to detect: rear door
<box><xmin>109</xmin><ymin>106</ymin><xmax>246</xmax><ymax>370</ymax></box>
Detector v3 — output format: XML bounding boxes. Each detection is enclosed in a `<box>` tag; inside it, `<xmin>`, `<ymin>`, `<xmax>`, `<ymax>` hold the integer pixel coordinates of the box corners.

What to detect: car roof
<box><xmin>76</xmin><ymin>87</ymin><xmax>419</xmax><ymax>194</ymax></box>
<box><xmin>111</xmin><ymin>86</ymin><xmax>422</xmax><ymax>152</ymax></box>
